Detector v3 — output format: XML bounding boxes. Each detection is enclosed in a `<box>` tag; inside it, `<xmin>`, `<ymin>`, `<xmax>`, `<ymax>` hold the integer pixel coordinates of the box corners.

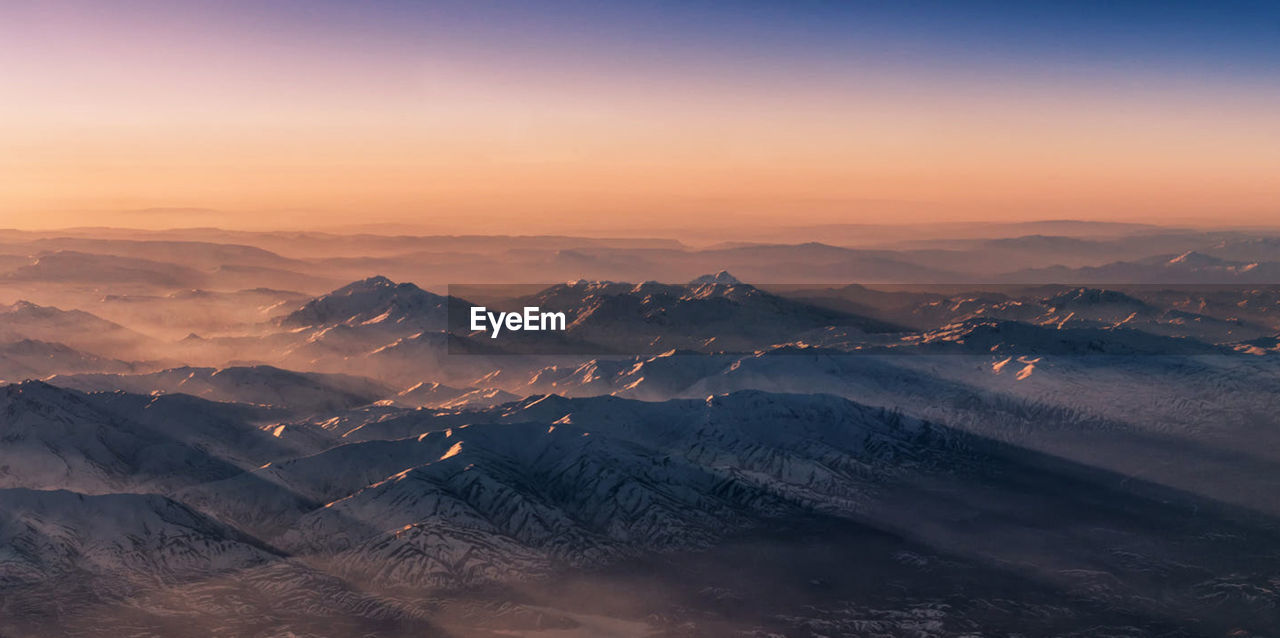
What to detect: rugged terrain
<box><xmin>1</xmin><ymin>224</ymin><xmax>1279</xmax><ymax>637</ymax></box>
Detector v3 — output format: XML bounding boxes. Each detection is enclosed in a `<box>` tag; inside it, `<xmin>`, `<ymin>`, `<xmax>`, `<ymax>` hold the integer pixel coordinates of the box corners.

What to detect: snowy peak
<box><xmin>280</xmin><ymin>276</ymin><xmax>453</xmax><ymax>331</ymax></box>
<box><xmin>689</xmin><ymin>270</ymin><xmax>742</xmax><ymax>285</ymax></box>
<box><xmin>332</xmin><ymin>274</ymin><xmax>397</xmax><ymax>294</ymax></box>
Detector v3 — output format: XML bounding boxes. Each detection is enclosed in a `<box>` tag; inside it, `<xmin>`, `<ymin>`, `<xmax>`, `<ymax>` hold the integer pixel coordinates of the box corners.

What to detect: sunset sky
<box><xmin>2</xmin><ymin>0</ymin><xmax>1277</xmax><ymax>232</ymax></box>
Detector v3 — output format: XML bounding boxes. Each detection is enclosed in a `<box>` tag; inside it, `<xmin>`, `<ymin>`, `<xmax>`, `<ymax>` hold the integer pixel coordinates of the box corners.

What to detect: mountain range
<box><xmin>2</xmin><ymin>224</ymin><xmax>1279</xmax><ymax>636</ymax></box>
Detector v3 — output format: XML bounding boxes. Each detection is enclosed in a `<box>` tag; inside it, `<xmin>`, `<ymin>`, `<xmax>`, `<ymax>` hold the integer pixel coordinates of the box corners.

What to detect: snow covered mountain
<box><xmin>182</xmin><ymin>391</ymin><xmax>954</xmax><ymax>578</ymax></box>
<box><xmin>788</xmin><ymin>285</ymin><xmax>1274</xmax><ymax>343</ymax></box>
<box><xmin>5</xmin><ymin>227</ymin><xmax>1280</xmax><ymax>636</ymax></box>
<box><xmin>0</xmin><ymin>381</ymin><xmax>295</xmax><ymax>492</ymax></box>
<box><xmin>0</xmin><ymin>488</ymin><xmax>275</xmax><ymax>585</ymax></box>
<box><xmin>891</xmin><ymin>318</ymin><xmax>1226</xmax><ymax>355</ymax></box>
<box><xmin>688</xmin><ymin>270</ymin><xmax>741</xmax><ymax>285</ymax></box>
<box><xmin>279</xmin><ymin>275</ymin><xmax>458</xmax><ymax>334</ymax></box>
<box><xmin>7</xmin><ymin>384</ymin><xmax>1278</xmax><ymax>637</ymax></box>
<box><xmin>508</xmin><ymin>278</ymin><xmax>904</xmax><ymax>353</ymax></box>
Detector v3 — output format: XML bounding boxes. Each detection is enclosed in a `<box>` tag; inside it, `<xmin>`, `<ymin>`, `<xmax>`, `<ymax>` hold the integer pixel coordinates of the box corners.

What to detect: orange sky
<box><xmin>2</xmin><ymin>2</ymin><xmax>1277</xmax><ymax>233</ymax></box>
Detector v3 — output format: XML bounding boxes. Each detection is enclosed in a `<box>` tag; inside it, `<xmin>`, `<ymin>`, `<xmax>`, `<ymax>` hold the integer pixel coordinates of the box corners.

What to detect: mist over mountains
<box><xmin>1</xmin><ymin>222</ymin><xmax>1279</xmax><ymax>637</ymax></box>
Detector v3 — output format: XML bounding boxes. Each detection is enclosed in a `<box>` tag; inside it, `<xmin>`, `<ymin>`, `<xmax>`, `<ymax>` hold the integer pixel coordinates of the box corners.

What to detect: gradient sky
<box><xmin>2</xmin><ymin>0</ymin><xmax>1277</xmax><ymax>232</ymax></box>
